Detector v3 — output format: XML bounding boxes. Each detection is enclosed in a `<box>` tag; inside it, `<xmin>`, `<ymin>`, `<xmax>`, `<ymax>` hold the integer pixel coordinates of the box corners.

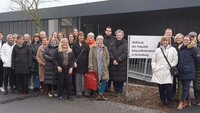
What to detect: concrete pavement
<box><xmin>0</xmin><ymin>92</ymin><xmax>163</xmax><ymax>113</ymax></box>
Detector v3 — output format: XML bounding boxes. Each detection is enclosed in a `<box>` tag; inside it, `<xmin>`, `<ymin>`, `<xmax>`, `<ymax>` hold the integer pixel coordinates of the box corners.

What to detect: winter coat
<box><xmin>43</xmin><ymin>44</ymin><xmax>58</xmax><ymax>85</ymax></box>
<box><xmin>36</xmin><ymin>45</ymin><xmax>46</xmax><ymax>81</ymax></box>
<box><xmin>103</xmin><ymin>35</ymin><xmax>115</xmax><ymax>50</ymax></box>
<box><xmin>0</xmin><ymin>40</ymin><xmax>6</xmax><ymax>71</ymax></box>
<box><xmin>151</xmin><ymin>45</ymin><xmax>178</xmax><ymax>84</ymax></box>
<box><xmin>88</xmin><ymin>45</ymin><xmax>110</xmax><ymax>80</ymax></box>
<box><xmin>109</xmin><ymin>38</ymin><xmax>128</xmax><ymax>82</ymax></box>
<box><xmin>0</xmin><ymin>42</ymin><xmax>15</xmax><ymax>67</ymax></box>
<box><xmin>178</xmin><ymin>44</ymin><xmax>200</xmax><ymax>80</ymax></box>
<box><xmin>194</xmin><ymin>42</ymin><xmax>200</xmax><ymax>91</ymax></box>
<box><xmin>54</xmin><ymin>50</ymin><xmax>74</xmax><ymax>72</ymax></box>
<box><xmin>30</xmin><ymin>42</ymin><xmax>41</xmax><ymax>73</ymax></box>
<box><xmin>72</xmin><ymin>42</ymin><xmax>90</xmax><ymax>73</ymax></box>
<box><xmin>11</xmin><ymin>44</ymin><xmax>32</xmax><ymax>74</ymax></box>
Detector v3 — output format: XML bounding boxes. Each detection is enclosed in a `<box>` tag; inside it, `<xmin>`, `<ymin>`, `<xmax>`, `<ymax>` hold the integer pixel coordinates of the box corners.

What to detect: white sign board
<box><xmin>129</xmin><ymin>35</ymin><xmax>161</xmax><ymax>58</ymax></box>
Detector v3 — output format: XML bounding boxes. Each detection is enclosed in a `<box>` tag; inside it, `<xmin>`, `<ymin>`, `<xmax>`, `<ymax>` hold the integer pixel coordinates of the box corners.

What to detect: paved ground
<box><xmin>0</xmin><ymin>91</ymin><xmax>163</xmax><ymax>113</ymax></box>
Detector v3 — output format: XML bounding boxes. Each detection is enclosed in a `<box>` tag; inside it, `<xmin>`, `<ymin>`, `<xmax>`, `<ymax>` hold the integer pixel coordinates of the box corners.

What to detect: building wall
<box><xmin>81</xmin><ymin>7</ymin><xmax>200</xmax><ymax>37</ymax></box>
<box><xmin>0</xmin><ymin>20</ymin><xmax>48</xmax><ymax>38</ymax></box>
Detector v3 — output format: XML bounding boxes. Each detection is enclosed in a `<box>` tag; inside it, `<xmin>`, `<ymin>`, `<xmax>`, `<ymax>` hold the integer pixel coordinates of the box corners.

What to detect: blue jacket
<box><xmin>178</xmin><ymin>45</ymin><xmax>200</xmax><ymax>80</ymax></box>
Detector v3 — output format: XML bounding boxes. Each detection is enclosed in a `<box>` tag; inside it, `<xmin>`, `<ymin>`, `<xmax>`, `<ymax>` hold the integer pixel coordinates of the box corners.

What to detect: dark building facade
<box><xmin>0</xmin><ymin>0</ymin><xmax>200</xmax><ymax>37</ymax></box>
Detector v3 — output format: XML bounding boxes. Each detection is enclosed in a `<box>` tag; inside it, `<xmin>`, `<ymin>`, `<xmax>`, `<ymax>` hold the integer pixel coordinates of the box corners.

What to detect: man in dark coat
<box><xmin>109</xmin><ymin>29</ymin><xmax>127</xmax><ymax>95</ymax></box>
<box><xmin>12</xmin><ymin>35</ymin><xmax>32</xmax><ymax>94</ymax></box>
<box><xmin>0</xmin><ymin>32</ymin><xmax>6</xmax><ymax>93</ymax></box>
<box><xmin>72</xmin><ymin>32</ymin><xmax>90</xmax><ymax>97</ymax></box>
<box><xmin>103</xmin><ymin>26</ymin><xmax>115</xmax><ymax>92</ymax></box>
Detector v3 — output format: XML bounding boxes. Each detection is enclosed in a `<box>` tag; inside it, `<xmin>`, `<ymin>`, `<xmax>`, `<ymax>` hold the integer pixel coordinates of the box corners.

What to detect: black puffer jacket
<box><xmin>11</xmin><ymin>44</ymin><xmax>32</xmax><ymax>74</ymax></box>
<box><xmin>43</xmin><ymin>44</ymin><xmax>58</xmax><ymax>85</ymax></box>
<box><xmin>109</xmin><ymin>38</ymin><xmax>128</xmax><ymax>82</ymax></box>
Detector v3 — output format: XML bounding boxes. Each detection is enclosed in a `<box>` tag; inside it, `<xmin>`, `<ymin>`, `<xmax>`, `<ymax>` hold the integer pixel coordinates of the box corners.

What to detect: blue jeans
<box><xmin>32</xmin><ymin>73</ymin><xmax>40</xmax><ymax>88</ymax></box>
<box><xmin>99</xmin><ymin>80</ymin><xmax>107</xmax><ymax>95</ymax></box>
<box><xmin>181</xmin><ymin>80</ymin><xmax>191</xmax><ymax>101</ymax></box>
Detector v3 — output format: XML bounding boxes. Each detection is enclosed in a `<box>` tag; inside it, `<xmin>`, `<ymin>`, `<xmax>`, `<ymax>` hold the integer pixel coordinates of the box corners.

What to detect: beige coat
<box><xmin>88</xmin><ymin>45</ymin><xmax>110</xmax><ymax>80</ymax></box>
<box><xmin>36</xmin><ymin>45</ymin><xmax>46</xmax><ymax>82</ymax></box>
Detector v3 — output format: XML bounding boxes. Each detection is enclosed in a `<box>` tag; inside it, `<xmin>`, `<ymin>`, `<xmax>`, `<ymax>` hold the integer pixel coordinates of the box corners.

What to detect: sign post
<box><xmin>126</xmin><ymin>35</ymin><xmax>161</xmax><ymax>96</ymax></box>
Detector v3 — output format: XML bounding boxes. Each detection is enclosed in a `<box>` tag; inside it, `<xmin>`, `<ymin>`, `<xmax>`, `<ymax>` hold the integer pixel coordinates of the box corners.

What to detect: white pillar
<box><xmin>48</xmin><ymin>19</ymin><xmax>58</xmax><ymax>36</ymax></box>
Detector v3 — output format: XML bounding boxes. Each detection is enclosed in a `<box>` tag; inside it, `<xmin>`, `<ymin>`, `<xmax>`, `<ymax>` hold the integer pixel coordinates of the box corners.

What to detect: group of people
<box><xmin>0</xmin><ymin>26</ymin><xmax>128</xmax><ymax>101</ymax></box>
<box><xmin>151</xmin><ymin>28</ymin><xmax>200</xmax><ymax>110</ymax></box>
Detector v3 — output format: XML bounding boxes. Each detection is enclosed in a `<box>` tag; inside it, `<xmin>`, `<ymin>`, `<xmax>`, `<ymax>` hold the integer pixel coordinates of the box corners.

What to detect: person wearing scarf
<box><xmin>89</xmin><ymin>35</ymin><xmax>110</xmax><ymax>100</ymax></box>
<box><xmin>36</xmin><ymin>37</ymin><xmax>48</xmax><ymax>94</ymax></box>
<box><xmin>85</xmin><ymin>32</ymin><xmax>96</xmax><ymax>48</ymax></box>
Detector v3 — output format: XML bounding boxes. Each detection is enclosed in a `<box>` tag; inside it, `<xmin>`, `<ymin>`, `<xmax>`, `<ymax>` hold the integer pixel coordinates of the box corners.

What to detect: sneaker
<box><xmin>0</xmin><ymin>87</ymin><xmax>5</xmax><ymax>92</ymax></box>
<box><xmin>3</xmin><ymin>90</ymin><xmax>8</xmax><ymax>95</ymax></box>
<box><xmin>67</xmin><ymin>96</ymin><xmax>74</xmax><ymax>101</ymax></box>
<box><xmin>53</xmin><ymin>91</ymin><xmax>58</xmax><ymax>97</ymax></box>
<box><xmin>48</xmin><ymin>92</ymin><xmax>54</xmax><ymax>98</ymax></box>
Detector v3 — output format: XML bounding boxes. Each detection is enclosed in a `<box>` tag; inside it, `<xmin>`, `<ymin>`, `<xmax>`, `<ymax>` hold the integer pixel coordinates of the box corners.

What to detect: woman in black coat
<box><xmin>54</xmin><ymin>38</ymin><xmax>74</xmax><ymax>101</ymax></box>
<box><xmin>43</xmin><ymin>37</ymin><xmax>59</xmax><ymax>98</ymax></box>
<box><xmin>72</xmin><ymin>32</ymin><xmax>90</xmax><ymax>97</ymax></box>
<box><xmin>109</xmin><ymin>29</ymin><xmax>127</xmax><ymax>95</ymax></box>
<box><xmin>12</xmin><ymin>35</ymin><xmax>32</xmax><ymax>94</ymax></box>
<box><xmin>30</xmin><ymin>33</ymin><xmax>41</xmax><ymax>91</ymax></box>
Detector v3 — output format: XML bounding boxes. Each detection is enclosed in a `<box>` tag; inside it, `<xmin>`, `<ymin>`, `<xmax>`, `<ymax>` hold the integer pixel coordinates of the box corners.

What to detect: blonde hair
<box><xmin>160</xmin><ymin>36</ymin><xmax>169</xmax><ymax>45</ymax></box>
<box><xmin>58</xmin><ymin>38</ymin><xmax>72</xmax><ymax>53</ymax></box>
<box><xmin>175</xmin><ymin>33</ymin><xmax>184</xmax><ymax>39</ymax></box>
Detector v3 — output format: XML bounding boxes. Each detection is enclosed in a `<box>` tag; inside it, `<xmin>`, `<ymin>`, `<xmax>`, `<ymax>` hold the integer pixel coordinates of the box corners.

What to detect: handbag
<box><xmin>85</xmin><ymin>71</ymin><xmax>98</xmax><ymax>90</ymax></box>
<box><xmin>160</xmin><ymin>48</ymin><xmax>179</xmax><ymax>76</ymax></box>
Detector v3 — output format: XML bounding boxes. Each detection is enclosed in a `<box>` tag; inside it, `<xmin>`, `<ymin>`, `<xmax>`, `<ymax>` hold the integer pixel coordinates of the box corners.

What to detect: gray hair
<box><xmin>115</xmin><ymin>29</ymin><xmax>124</xmax><ymax>36</ymax></box>
<box><xmin>87</xmin><ymin>32</ymin><xmax>95</xmax><ymax>37</ymax></box>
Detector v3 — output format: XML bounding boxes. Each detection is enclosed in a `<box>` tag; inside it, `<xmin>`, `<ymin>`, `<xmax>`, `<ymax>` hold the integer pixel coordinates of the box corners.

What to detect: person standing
<box><xmin>40</xmin><ymin>31</ymin><xmax>47</xmax><ymax>41</ymax></box>
<box><xmin>103</xmin><ymin>26</ymin><xmax>115</xmax><ymax>92</ymax></box>
<box><xmin>177</xmin><ymin>35</ymin><xmax>200</xmax><ymax>110</ymax></box>
<box><xmin>194</xmin><ymin>33</ymin><xmax>200</xmax><ymax>106</ymax></box>
<box><xmin>151</xmin><ymin>37</ymin><xmax>178</xmax><ymax>107</ymax></box>
<box><xmin>89</xmin><ymin>35</ymin><xmax>110</xmax><ymax>100</ymax></box>
<box><xmin>30</xmin><ymin>33</ymin><xmax>41</xmax><ymax>91</ymax></box>
<box><xmin>109</xmin><ymin>29</ymin><xmax>127</xmax><ymax>96</ymax></box>
<box><xmin>0</xmin><ymin>34</ymin><xmax>15</xmax><ymax>94</ymax></box>
<box><xmin>0</xmin><ymin>32</ymin><xmax>6</xmax><ymax>93</ymax></box>
<box><xmin>12</xmin><ymin>35</ymin><xmax>32</xmax><ymax>94</ymax></box>
<box><xmin>43</xmin><ymin>37</ymin><xmax>59</xmax><ymax>98</ymax></box>
<box><xmin>72</xmin><ymin>31</ymin><xmax>90</xmax><ymax>97</ymax></box>
<box><xmin>85</xmin><ymin>32</ymin><xmax>95</xmax><ymax>48</ymax></box>
<box><xmin>36</xmin><ymin>37</ymin><xmax>48</xmax><ymax>94</ymax></box>
<box><xmin>54</xmin><ymin>38</ymin><xmax>74</xmax><ymax>101</ymax></box>
<box><xmin>172</xmin><ymin>33</ymin><xmax>184</xmax><ymax>102</ymax></box>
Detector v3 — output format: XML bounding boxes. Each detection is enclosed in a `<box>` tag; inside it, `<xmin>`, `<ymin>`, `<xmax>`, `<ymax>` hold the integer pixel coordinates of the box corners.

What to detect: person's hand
<box><xmin>113</xmin><ymin>60</ymin><xmax>119</xmax><ymax>65</ymax></box>
<box><xmin>57</xmin><ymin>66</ymin><xmax>62</xmax><ymax>72</ymax></box>
<box><xmin>42</xmin><ymin>62</ymin><xmax>45</xmax><ymax>66</ymax></box>
<box><xmin>69</xmin><ymin>68</ymin><xmax>73</xmax><ymax>74</ymax></box>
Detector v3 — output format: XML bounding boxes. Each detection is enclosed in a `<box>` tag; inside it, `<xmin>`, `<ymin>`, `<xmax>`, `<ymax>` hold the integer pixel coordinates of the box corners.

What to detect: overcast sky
<box><xmin>0</xmin><ymin>0</ymin><xmax>108</xmax><ymax>13</ymax></box>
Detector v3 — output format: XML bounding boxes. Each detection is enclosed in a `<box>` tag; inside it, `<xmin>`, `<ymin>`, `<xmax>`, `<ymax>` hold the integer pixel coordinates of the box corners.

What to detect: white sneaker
<box><xmin>0</xmin><ymin>87</ymin><xmax>5</xmax><ymax>92</ymax></box>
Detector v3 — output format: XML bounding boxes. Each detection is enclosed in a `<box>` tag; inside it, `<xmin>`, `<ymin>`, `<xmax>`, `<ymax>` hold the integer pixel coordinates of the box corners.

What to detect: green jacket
<box><xmin>88</xmin><ymin>45</ymin><xmax>110</xmax><ymax>80</ymax></box>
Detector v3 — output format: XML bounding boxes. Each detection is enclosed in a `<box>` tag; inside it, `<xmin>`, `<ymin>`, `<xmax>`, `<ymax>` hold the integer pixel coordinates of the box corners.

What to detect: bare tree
<box><xmin>10</xmin><ymin>0</ymin><xmax>59</xmax><ymax>32</ymax></box>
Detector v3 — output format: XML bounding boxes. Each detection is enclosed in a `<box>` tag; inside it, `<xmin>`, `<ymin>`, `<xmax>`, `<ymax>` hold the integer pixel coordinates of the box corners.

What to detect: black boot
<box><xmin>67</xmin><ymin>95</ymin><xmax>74</xmax><ymax>101</ymax></box>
